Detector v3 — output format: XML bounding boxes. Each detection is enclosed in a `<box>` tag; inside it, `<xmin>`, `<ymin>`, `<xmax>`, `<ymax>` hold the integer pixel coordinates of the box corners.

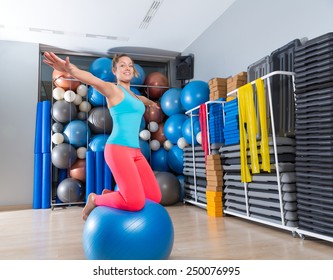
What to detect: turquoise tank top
<box><xmin>106</xmin><ymin>85</ymin><xmax>145</xmax><ymax>148</ymax></box>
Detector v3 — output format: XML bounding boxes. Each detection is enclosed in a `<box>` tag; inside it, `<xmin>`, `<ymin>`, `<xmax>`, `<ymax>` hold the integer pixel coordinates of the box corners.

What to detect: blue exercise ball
<box><xmin>139</xmin><ymin>139</ymin><xmax>150</xmax><ymax>160</ymax></box>
<box><xmin>131</xmin><ymin>86</ymin><xmax>142</xmax><ymax>96</ymax></box>
<box><xmin>140</xmin><ymin>117</ymin><xmax>146</xmax><ymax>131</ymax></box>
<box><xmin>89</xmin><ymin>57</ymin><xmax>116</xmax><ymax>82</ymax></box>
<box><xmin>180</xmin><ymin>80</ymin><xmax>210</xmax><ymax>111</ymax></box>
<box><xmin>88</xmin><ymin>86</ymin><xmax>107</xmax><ymax>106</ymax></box>
<box><xmin>160</xmin><ymin>88</ymin><xmax>184</xmax><ymax>117</ymax></box>
<box><xmin>131</xmin><ymin>64</ymin><xmax>146</xmax><ymax>85</ymax></box>
<box><xmin>181</xmin><ymin>116</ymin><xmax>201</xmax><ymax>145</ymax></box>
<box><xmin>150</xmin><ymin>147</ymin><xmax>170</xmax><ymax>172</ymax></box>
<box><xmin>82</xmin><ymin>200</ymin><xmax>174</xmax><ymax>260</ymax></box>
<box><xmin>63</xmin><ymin>120</ymin><xmax>91</xmax><ymax>148</ymax></box>
<box><xmin>88</xmin><ymin>134</ymin><xmax>108</xmax><ymax>152</ymax></box>
<box><xmin>177</xmin><ymin>175</ymin><xmax>185</xmax><ymax>201</ymax></box>
<box><xmin>164</xmin><ymin>114</ymin><xmax>188</xmax><ymax>144</ymax></box>
<box><xmin>167</xmin><ymin>145</ymin><xmax>184</xmax><ymax>174</ymax></box>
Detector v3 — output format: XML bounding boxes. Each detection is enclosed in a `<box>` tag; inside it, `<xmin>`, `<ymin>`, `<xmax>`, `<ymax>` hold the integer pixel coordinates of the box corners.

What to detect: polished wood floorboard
<box><xmin>0</xmin><ymin>203</ymin><xmax>332</xmax><ymax>260</ymax></box>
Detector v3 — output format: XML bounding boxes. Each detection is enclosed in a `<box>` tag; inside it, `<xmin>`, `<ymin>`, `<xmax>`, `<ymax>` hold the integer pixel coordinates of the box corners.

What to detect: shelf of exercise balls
<box><xmin>49</xmin><ymin>78</ymin><xmax>169</xmax><ymax>210</ymax></box>
<box><xmin>183</xmin><ymin>100</ymin><xmax>225</xmax><ymax>209</ymax></box>
<box><xmin>50</xmin><ymin>77</ymin><xmax>89</xmax><ymax>210</ymax></box>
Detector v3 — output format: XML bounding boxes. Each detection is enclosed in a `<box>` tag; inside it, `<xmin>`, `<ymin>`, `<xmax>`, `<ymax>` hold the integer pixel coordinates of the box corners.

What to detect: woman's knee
<box><xmin>127</xmin><ymin>195</ymin><xmax>146</xmax><ymax>211</ymax></box>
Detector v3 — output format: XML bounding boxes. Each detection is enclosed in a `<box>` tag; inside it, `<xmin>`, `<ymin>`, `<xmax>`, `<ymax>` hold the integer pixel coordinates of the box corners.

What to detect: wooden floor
<box><xmin>0</xmin><ymin>203</ymin><xmax>332</xmax><ymax>260</ymax></box>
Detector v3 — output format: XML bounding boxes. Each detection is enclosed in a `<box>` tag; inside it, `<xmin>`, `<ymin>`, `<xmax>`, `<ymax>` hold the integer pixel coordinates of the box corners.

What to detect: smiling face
<box><xmin>112</xmin><ymin>55</ymin><xmax>137</xmax><ymax>83</ymax></box>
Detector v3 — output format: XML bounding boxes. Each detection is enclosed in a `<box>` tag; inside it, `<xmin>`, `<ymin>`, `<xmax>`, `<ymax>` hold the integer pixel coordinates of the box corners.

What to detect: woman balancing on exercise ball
<box><xmin>43</xmin><ymin>52</ymin><xmax>162</xmax><ymax>221</ymax></box>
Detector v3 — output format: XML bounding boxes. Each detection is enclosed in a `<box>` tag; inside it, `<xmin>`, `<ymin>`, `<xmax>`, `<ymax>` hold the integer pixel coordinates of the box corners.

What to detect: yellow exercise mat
<box><xmin>255</xmin><ymin>78</ymin><xmax>271</xmax><ymax>172</ymax></box>
<box><xmin>238</xmin><ymin>83</ymin><xmax>259</xmax><ymax>182</ymax></box>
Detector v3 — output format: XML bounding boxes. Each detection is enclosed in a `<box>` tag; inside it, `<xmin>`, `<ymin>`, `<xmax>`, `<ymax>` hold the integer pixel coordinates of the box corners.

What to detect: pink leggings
<box><xmin>94</xmin><ymin>144</ymin><xmax>161</xmax><ymax>211</ymax></box>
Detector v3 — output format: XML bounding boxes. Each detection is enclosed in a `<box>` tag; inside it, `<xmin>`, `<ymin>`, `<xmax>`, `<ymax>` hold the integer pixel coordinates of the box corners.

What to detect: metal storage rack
<box><xmin>184</xmin><ymin>100</ymin><xmax>225</xmax><ymax>209</ymax></box>
<box><xmin>50</xmin><ymin>77</ymin><xmax>87</xmax><ymax>209</ymax></box>
<box><xmin>223</xmin><ymin>71</ymin><xmax>297</xmax><ymax>233</ymax></box>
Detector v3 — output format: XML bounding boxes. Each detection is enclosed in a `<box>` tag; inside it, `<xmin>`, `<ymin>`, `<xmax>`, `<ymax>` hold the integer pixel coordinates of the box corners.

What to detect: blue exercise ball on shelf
<box><xmin>164</xmin><ymin>114</ymin><xmax>188</xmax><ymax>144</ymax></box>
<box><xmin>139</xmin><ymin>139</ymin><xmax>150</xmax><ymax>160</ymax></box>
<box><xmin>82</xmin><ymin>199</ymin><xmax>174</xmax><ymax>260</ymax></box>
<box><xmin>130</xmin><ymin>86</ymin><xmax>142</xmax><ymax>96</ymax></box>
<box><xmin>180</xmin><ymin>80</ymin><xmax>209</xmax><ymax>111</ymax></box>
<box><xmin>150</xmin><ymin>147</ymin><xmax>170</xmax><ymax>172</ymax></box>
<box><xmin>88</xmin><ymin>134</ymin><xmax>108</xmax><ymax>152</ymax></box>
<box><xmin>160</xmin><ymin>88</ymin><xmax>184</xmax><ymax>117</ymax></box>
<box><xmin>181</xmin><ymin>116</ymin><xmax>201</xmax><ymax>145</ymax></box>
<box><xmin>131</xmin><ymin>64</ymin><xmax>146</xmax><ymax>85</ymax></box>
<box><xmin>140</xmin><ymin>117</ymin><xmax>146</xmax><ymax>131</ymax></box>
<box><xmin>167</xmin><ymin>145</ymin><xmax>184</xmax><ymax>174</ymax></box>
<box><xmin>177</xmin><ymin>175</ymin><xmax>185</xmax><ymax>201</ymax></box>
<box><xmin>89</xmin><ymin>57</ymin><xmax>116</xmax><ymax>82</ymax></box>
<box><xmin>63</xmin><ymin>120</ymin><xmax>91</xmax><ymax>148</ymax></box>
<box><xmin>88</xmin><ymin>86</ymin><xmax>107</xmax><ymax>106</ymax></box>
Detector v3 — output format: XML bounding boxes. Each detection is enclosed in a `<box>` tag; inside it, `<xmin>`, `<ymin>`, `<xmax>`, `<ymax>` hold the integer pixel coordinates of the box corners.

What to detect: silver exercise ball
<box><xmin>51</xmin><ymin>143</ymin><xmax>77</xmax><ymax>169</ymax></box>
<box><xmin>155</xmin><ymin>171</ymin><xmax>181</xmax><ymax>206</ymax></box>
<box><xmin>52</xmin><ymin>100</ymin><xmax>77</xmax><ymax>123</ymax></box>
<box><xmin>57</xmin><ymin>178</ymin><xmax>83</xmax><ymax>203</ymax></box>
<box><xmin>88</xmin><ymin>106</ymin><xmax>113</xmax><ymax>134</ymax></box>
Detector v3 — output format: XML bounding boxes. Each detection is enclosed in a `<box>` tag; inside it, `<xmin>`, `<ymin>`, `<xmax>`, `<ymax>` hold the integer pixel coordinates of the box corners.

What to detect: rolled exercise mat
<box><xmin>34</xmin><ymin>102</ymin><xmax>43</xmax><ymax>154</ymax></box>
<box><xmin>41</xmin><ymin>153</ymin><xmax>51</xmax><ymax>209</ymax></box>
<box><xmin>33</xmin><ymin>153</ymin><xmax>42</xmax><ymax>209</ymax></box>
<box><xmin>42</xmin><ymin>100</ymin><xmax>51</xmax><ymax>154</ymax></box>
<box><xmin>85</xmin><ymin>150</ymin><xmax>95</xmax><ymax>202</ymax></box>
<box><xmin>95</xmin><ymin>151</ymin><xmax>104</xmax><ymax>195</ymax></box>
<box><xmin>104</xmin><ymin>158</ymin><xmax>112</xmax><ymax>191</ymax></box>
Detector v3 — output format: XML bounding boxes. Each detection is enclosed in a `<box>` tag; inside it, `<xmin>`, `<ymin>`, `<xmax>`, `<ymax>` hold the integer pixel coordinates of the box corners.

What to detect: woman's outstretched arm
<box><xmin>43</xmin><ymin>52</ymin><xmax>116</xmax><ymax>98</ymax></box>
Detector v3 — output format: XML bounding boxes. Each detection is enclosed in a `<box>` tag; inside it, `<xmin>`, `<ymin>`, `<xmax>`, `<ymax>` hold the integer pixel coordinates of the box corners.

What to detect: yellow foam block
<box><xmin>207</xmin><ymin>209</ymin><xmax>223</xmax><ymax>217</ymax></box>
<box><xmin>206</xmin><ymin>185</ymin><xmax>223</xmax><ymax>192</ymax></box>
<box><xmin>206</xmin><ymin>164</ymin><xmax>222</xmax><ymax>171</ymax></box>
<box><xmin>207</xmin><ymin>203</ymin><xmax>223</xmax><ymax>211</ymax></box>
<box><xmin>206</xmin><ymin>195</ymin><xmax>223</xmax><ymax>202</ymax></box>
<box><xmin>206</xmin><ymin>169</ymin><xmax>223</xmax><ymax>177</ymax></box>
<box><xmin>206</xmin><ymin>191</ymin><xmax>222</xmax><ymax>198</ymax></box>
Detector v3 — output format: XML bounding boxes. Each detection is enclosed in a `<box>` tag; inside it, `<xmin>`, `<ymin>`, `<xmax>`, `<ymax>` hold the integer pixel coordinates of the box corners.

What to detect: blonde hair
<box><xmin>112</xmin><ymin>54</ymin><xmax>139</xmax><ymax>78</ymax></box>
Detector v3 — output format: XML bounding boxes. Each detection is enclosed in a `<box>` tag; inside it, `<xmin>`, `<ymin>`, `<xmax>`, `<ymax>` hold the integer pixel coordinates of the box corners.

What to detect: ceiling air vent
<box><xmin>139</xmin><ymin>0</ymin><xmax>163</xmax><ymax>30</ymax></box>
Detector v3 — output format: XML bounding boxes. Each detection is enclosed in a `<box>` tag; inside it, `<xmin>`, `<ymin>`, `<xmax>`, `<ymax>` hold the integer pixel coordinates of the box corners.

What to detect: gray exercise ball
<box><xmin>77</xmin><ymin>111</ymin><xmax>87</xmax><ymax>121</ymax></box>
<box><xmin>52</xmin><ymin>122</ymin><xmax>64</xmax><ymax>133</ymax></box>
<box><xmin>155</xmin><ymin>171</ymin><xmax>181</xmax><ymax>206</ymax></box>
<box><xmin>51</xmin><ymin>143</ymin><xmax>77</xmax><ymax>169</ymax></box>
<box><xmin>52</xmin><ymin>100</ymin><xmax>78</xmax><ymax>123</ymax></box>
<box><xmin>88</xmin><ymin>106</ymin><xmax>113</xmax><ymax>134</ymax></box>
<box><xmin>57</xmin><ymin>178</ymin><xmax>83</xmax><ymax>203</ymax></box>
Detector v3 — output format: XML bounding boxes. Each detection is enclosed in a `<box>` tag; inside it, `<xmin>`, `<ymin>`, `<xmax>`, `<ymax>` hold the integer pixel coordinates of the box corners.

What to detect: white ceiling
<box><xmin>0</xmin><ymin>0</ymin><xmax>236</xmax><ymax>57</ymax></box>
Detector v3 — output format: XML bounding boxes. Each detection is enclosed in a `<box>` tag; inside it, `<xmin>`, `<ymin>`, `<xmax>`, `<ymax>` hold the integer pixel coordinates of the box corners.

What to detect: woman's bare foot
<box><xmin>102</xmin><ymin>189</ymin><xmax>112</xmax><ymax>195</ymax></box>
<box><xmin>82</xmin><ymin>193</ymin><xmax>97</xmax><ymax>221</ymax></box>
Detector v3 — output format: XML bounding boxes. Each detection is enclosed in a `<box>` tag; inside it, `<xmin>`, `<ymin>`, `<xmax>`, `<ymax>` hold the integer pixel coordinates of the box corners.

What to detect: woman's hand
<box><xmin>43</xmin><ymin>52</ymin><xmax>74</xmax><ymax>74</ymax></box>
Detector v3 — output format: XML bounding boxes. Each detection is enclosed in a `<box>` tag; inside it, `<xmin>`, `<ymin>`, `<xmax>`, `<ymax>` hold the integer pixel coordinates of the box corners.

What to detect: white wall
<box><xmin>183</xmin><ymin>0</ymin><xmax>333</xmax><ymax>81</ymax></box>
<box><xmin>0</xmin><ymin>41</ymin><xmax>39</xmax><ymax>207</ymax></box>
